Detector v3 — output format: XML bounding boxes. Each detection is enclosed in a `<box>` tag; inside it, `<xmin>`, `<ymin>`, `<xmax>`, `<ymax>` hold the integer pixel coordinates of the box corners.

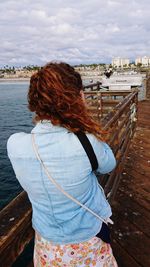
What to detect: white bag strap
<box><xmin>31</xmin><ymin>133</ymin><xmax>113</xmax><ymax>225</ymax></box>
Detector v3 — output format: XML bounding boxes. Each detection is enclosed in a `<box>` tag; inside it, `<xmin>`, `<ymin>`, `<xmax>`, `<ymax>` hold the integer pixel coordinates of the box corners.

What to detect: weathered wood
<box><xmin>88</xmin><ymin>90</ymin><xmax>138</xmax><ymax>200</ymax></box>
<box><xmin>111</xmin><ymin>99</ymin><xmax>150</xmax><ymax>267</ymax></box>
<box><xmin>112</xmin><ymin>239</ymin><xmax>141</xmax><ymax>267</ymax></box>
<box><xmin>84</xmin><ymin>88</ymin><xmax>137</xmax><ymax>119</ymax></box>
<box><xmin>121</xmin><ymin>173</ymin><xmax>150</xmax><ymax>210</ymax></box>
<box><xmin>27</xmin><ymin>261</ymin><xmax>34</xmax><ymax>267</ymax></box>
<box><xmin>114</xmin><ymin>189</ymin><xmax>150</xmax><ymax>237</ymax></box>
<box><xmin>98</xmin><ymin>92</ymin><xmax>138</xmax><ymax>202</ymax></box>
<box><xmin>0</xmin><ymin>192</ymin><xmax>34</xmax><ymax>266</ymax></box>
<box><xmin>103</xmin><ymin>92</ymin><xmax>138</xmax><ymax>129</ymax></box>
<box><xmin>109</xmin><ymin>115</ymin><xmax>130</xmax><ymax>147</ymax></box>
<box><xmin>112</xmin><ymin>214</ymin><xmax>150</xmax><ymax>267</ymax></box>
<box><xmin>146</xmin><ymin>71</ymin><xmax>150</xmax><ymax>98</ymax></box>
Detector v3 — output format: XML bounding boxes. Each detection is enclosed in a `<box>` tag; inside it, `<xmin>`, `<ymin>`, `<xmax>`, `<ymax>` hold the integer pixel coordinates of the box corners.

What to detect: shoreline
<box><xmin>0</xmin><ymin>76</ymin><xmax>102</xmax><ymax>84</ymax></box>
<box><xmin>0</xmin><ymin>78</ymin><xmax>30</xmax><ymax>83</ymax></box>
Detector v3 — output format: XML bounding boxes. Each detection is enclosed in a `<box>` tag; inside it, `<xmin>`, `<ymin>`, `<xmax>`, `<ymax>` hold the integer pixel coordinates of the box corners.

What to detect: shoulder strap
<box><xmin>31</xmin><ymin>133</ymin><xmax>113</xmax><ymax>225</ymax></box>
<box><xmin>75</xmin><ymin>132</ymin><xmax>98</xmax><ymax>171</ymax></box>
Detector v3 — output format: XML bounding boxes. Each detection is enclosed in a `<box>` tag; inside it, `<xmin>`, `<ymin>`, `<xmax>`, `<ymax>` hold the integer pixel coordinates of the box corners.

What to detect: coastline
<box><xmin>0</xmin><ymin>78</ymin><xmax>30</xmax><ymax>83</ymax></box>
<box><xmin>0</xmin><ymin>76</ymin><xmax>102</xmax><ymax>84</ymax></box>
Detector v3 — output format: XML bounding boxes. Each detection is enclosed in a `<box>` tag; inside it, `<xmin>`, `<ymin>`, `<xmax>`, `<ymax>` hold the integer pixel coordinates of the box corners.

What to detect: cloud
<box><xmin>0</xmin><ymin>0</ymin><xmax>150</xmax><ymax>66</ymax></box>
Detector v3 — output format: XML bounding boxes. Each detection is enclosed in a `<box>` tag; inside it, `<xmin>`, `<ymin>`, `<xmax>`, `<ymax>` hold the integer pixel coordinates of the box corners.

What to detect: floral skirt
<box><xmin>34</xmin><ymin>232</ymin><xmax>118</xmax><ymax>267</ymax></box>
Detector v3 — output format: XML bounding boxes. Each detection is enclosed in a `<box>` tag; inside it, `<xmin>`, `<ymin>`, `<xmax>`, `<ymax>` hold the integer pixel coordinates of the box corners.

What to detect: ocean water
<box><xmin>0</xmin><ymin>82</ymin><xmax>33</xmax><ymax>209</ymax></box>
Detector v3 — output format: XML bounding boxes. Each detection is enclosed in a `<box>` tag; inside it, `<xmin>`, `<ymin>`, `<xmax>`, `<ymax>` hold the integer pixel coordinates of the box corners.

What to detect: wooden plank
<box><xmin>113</xmin><ymin>182</ymin><xmax>150</xmax><ymax>237</ymax></box>
<box><xmin>84</xmin><ymin>90</ymin><xmax>130</xmax><ymax>96</ymax></box>
<box><xmin>111</xmin><ymin>215</ymin><xmax>150</xmax><ymax>267</ymax></box>
<box><xmin>112</xmin><ymin>239</ymin><xmax>141</xmax><ymax>267</ymax></box>
<box><xmin>128</xmin><ymin>148</ymin><xmax>150</xmax><ymax>160</ymax></box>
<box><xmin>103</xmin><ymin>92</ymin><xmax>138</xmax><ymax>129</ymax></box>
<box><xmin>12</xmin><ymin>239</ymin><xmax>34</xmax><ymax>267</ymax></box>
<box><xmin>102</xmin><ymin>100</ymin><xmax>121</xmax><ymax>105</ymax></box>
<box><xmin>115</xmin><ymin>188</ymin><xmax>150</xmax><ymax>221</ymax></box>
<box><xmin>138</xmin><ymin>123</ymin><xmax>150</xmax><ymax>129</ymax></box>
<box><xmin>0</xmin><ymin>192</ymin><xmax>34</xmax><ymax>267</ymax></box>
<box><xmin>27</xmin><ymin>261</ymin><xmax>34</xmax><ymax>267</ymax></box>
<box><xmin>111</xmin><ymin>98</ymin><xmax>150</xmax><ymax>267</ymax></box>
<box><xmin>126</xmin><ymin>156</ymin><xmax>150</xmax><ymax>171</ymax></box>
<box><xmin>0</xmin><ymin>213</ymin><xmax>34</xmax><ymax>267</ymax></box>
<box><xmin>125</xmin><ymin>162</ymin><xmax>150</xmax><ymax>179</ymax></box>
<box><xmin>121</xmin><ymin>170</ymin><xmax>150</xmax><ymax>192</ymax></box>
<box><xmin>133</xmin><ymin>135</ymin><xmax>150</xmax><ymax>146</ymax></box>
<box><xmin>118</xmin><ymin>179</ymin><xmax>150</xmax><ymax>212</ymax></box>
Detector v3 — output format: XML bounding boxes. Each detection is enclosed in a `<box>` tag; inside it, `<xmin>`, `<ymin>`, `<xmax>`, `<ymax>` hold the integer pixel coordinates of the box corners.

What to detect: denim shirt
<box><xmin>7</xmin><ymin>121</ymin><xmax>116</xmax><ymax>244</ymax></box>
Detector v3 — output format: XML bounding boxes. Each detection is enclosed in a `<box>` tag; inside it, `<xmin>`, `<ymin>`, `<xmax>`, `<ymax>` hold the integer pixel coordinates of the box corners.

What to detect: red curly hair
<box><xmin>28</xmin><ymin>62</ymin><xmax>105</xmax><ymax>140</ymax></box>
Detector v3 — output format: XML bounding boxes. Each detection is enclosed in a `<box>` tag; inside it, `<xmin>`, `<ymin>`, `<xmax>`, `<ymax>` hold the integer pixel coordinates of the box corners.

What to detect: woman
<box><xmin>7</xmin><ymin>62</ymin><xmax>118</xmax><ymax>266</ymax></box>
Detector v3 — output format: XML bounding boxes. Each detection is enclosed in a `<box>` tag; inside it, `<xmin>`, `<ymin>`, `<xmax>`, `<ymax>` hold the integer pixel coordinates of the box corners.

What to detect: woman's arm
<box><xmin>94</xmin><ymin>140</ymin><xmax>116</xmax><ymax>174</ymax></box>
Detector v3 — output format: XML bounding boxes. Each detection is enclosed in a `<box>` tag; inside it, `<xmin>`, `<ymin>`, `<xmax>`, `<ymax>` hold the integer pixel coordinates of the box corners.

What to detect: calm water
<box><xmin>0</xmin><ymin>82</ymin><xmax>33</xmax><ymax>209</ymax></box>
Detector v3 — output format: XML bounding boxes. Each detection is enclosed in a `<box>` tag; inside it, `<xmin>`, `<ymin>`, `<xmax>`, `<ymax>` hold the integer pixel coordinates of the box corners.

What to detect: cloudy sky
<box><xmin>0</xmin><ymin>0</ymin><xmax>150</xmax><ymax>66</ymax></box>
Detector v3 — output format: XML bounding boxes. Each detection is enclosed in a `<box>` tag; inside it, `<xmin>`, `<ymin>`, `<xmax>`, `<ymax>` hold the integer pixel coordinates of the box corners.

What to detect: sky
<box><xmin>0</xmin><ymin>0</ymin><xmax>150</xmax><ymax>66</ymax></box>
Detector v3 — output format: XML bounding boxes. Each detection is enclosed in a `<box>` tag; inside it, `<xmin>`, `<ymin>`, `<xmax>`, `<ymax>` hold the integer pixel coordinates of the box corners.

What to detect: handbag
<box><xmin>31</xmin><ymin>132</ymin><xmax>113</xmax><ymax>243</ymax></box>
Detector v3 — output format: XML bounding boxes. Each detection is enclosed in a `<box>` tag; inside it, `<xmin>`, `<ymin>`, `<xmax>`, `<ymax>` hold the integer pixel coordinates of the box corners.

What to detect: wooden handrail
<box><xmin>103</xmin><ymin>91</ymin><xmax>138</xmax><ymax>128</ymax></box>
<box><xmin>98</xmin><ymin>90</ymin><xmax>138</xmax><ymax>200</ymax></box>
<box><xmin>0</xmin><ymin>192</ymin><xmax>33</xmax><ymax>266</ymax></box>
<box><xmin>0</xmin><ymin>88</ymin><xmax>138</xmax><ymax>266</ymax></box>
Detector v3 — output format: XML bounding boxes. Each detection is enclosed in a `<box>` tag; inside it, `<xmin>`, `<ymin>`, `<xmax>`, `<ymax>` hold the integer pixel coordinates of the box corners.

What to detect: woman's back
<box><xmin>7</xmin><ymin>120</ymin><xmax>115</xmax><ymax>244</ymax></box>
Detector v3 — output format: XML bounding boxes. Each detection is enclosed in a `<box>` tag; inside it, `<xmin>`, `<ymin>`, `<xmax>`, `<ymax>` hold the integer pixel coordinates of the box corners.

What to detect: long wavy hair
<box><xmin>28</xmin><ymin>62</ymin><xmax>105</xmax><ymax>140</ymax></box>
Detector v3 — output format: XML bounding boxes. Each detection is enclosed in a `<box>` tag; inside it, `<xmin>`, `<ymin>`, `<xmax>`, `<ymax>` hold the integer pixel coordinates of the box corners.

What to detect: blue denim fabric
<box><xmin>7</xmin><ymin>121</ymin><xmax>116</xmax><ymax>244</ymax></box>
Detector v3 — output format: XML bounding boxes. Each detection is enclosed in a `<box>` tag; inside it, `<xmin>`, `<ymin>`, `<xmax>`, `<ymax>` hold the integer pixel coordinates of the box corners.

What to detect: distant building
<box><xmin>135</xmin><ymin>57</ymin><xmax>142</xmax><ymax>65</ymax></box>
<box><xmin>135</xmin><ymin>56</ymin><xmax>150</xmax><ymax>66</ymax></box>
<box><xmin>112</xmin><ymin>57</ymin><xmax>130</xmax><ymax>68</ymax></box>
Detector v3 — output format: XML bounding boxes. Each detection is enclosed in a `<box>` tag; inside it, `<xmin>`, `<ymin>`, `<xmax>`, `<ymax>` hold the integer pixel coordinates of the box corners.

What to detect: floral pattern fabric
<box><xmin>34</xmin><ymin>232</ymin><xmax>118</xmax><ymax>267</ymax></box>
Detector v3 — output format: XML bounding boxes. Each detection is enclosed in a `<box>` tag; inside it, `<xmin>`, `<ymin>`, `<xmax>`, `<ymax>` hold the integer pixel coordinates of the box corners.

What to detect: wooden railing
<box><xmin>85</xmin><ymin>90</ymin><xmax>131</xmax><ymax>119</ymax></box>
<box><xmin>0</xmin><ymin>88</ymin><xmax>138</xmax><ymax>267</ymax></box>
<box><xmin>0</xmin><ymin>192</ymin><xmax>33</xmax><ymax>267</ymax></box>
<box><xmin>99</xmin><ymin>90</ymin><xmax>138</xmax><ymax>200</ymax></box>
<box><xmin>83</xmin><ymin>84</ymin><xmax>138</xmax><ymax>199</ymax></box>
<box><xmin>84</xmin><ymin>82</ymin><xmax>132</xmax><ymax>118</ymax></box>
<box><xmin>146</xmin><ymin>71</ymin><xmax>150</xmax><ymax>99</ymax></box>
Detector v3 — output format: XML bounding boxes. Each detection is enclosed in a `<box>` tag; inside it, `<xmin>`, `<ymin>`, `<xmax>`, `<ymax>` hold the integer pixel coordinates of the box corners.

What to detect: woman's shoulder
<box><xmin>7</xmin><ymin>132</ymin><xmax>28</xmax><ymax>144</ymax></box>
<box><xmin>7</xmin><ymin>132</ymin><xmax>31</xmax><ymax>156</ymax></box>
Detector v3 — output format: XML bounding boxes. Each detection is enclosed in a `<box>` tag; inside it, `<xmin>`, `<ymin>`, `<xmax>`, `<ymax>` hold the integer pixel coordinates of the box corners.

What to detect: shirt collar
<box><xmin>31</xmin><ymin>120</ymin><xmax>68</xmax><ymax>134</ymax></box>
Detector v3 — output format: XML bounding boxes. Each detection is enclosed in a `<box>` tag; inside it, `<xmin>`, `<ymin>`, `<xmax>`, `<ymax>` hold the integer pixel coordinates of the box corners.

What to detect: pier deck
<box><xmin>111</xmin><ymin>99</ymin><xmax>150</xmax><ymax>267</ymax></box>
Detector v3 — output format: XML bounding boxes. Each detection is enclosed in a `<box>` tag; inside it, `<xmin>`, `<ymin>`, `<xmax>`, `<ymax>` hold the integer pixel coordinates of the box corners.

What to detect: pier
<box><xmin>0</xmin><ymin>78</ymin><xmax>150</xmax><ymax>266</ymax></box>
<box><xmin>112</xmin><ymin>98</ymin><xmax>150</xmax><ymax>267</ymax></box>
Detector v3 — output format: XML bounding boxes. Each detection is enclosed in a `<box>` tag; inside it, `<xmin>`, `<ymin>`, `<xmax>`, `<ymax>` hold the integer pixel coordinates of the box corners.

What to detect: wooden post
<box><xmin>97</xmin><ymin>92</ymin><xmax>102</xmax><ymax>119</ymax></box>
